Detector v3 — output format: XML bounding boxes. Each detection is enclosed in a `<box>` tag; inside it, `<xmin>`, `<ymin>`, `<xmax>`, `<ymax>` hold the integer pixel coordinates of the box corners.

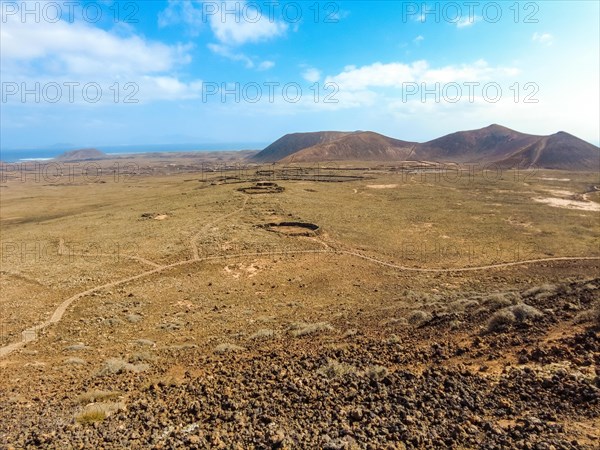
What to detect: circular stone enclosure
<box><xmin>260</xmin><ymin>222</ymin><xmax>320</xmax><ymax>237</ymax></box>
<box><xmin>238</xmin><ymin>183</ymin><xmax>285</xmax><ymax>194</ymax></box>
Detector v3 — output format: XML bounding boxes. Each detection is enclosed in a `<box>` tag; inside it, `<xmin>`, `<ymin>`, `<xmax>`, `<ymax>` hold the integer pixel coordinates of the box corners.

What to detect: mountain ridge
<box><xmin>252</xmin><ymin>125</ymin><xmax>599</xmax><ymax>170</ymax></box>
<box><xmin>55</xmin><ymin>148</ymin><xmax>107</xmax><ymax>161</ymax></box>
<box><xmin>252</xmin><ymin>131</ymin><xmax>354</xmax><ymax>162</ymax></box>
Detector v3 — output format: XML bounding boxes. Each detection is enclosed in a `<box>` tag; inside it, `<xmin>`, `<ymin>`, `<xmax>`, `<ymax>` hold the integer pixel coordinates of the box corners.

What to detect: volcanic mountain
<box><xmin>491</xmin><ymin>131</ymin><xmax>600</xmax><ymax>171</ymax></box>
<box><xmin>55</xmin><ymin>148</ymin><xmax>107</xmax><ymax>161</ymax></box>
<box><xmin>279</xmin><ymin>131</ymin><xmax>417</xmax><ymax>163</ymax></box>
<box><xmin>252</xmin><ymin>131</ymin><xmax>353</xmax><ymax>162</ymax></box>
<box><xmin>416</xmin><ymin>124</ymin><xmax>540</xmax><ymax>162</ymax></box>
<box><xmin>253</xmin><ymin>125</ymin><xmax>599</xmax><ymax>170</ymax></box>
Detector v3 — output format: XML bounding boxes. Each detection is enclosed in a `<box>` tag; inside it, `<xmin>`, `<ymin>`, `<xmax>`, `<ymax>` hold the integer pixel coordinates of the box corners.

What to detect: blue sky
<box><xmin>1</xmin><ymin>0</ymin><xmax>599</xmax><ymax>152</ymax></box>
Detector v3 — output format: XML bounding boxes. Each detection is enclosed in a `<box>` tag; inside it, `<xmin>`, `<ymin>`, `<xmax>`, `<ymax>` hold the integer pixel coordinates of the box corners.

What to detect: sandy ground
<box><xmin>366</xmin><ymin>184</ymin><xmax>398</xmax><ymax>189</ymax></box>
<box><xmin>0</xmin><ymin>162</ymin><xmax>598</xmax><ymax>448</ymax></box>
<box><xmin>532</xmin><ymin>197</ymin><xmax>600</xmax><ymax>211</ymax></box>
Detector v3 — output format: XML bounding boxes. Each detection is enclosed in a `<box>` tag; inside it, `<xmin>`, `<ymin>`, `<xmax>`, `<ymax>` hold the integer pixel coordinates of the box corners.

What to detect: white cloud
<box><xmin>207</xmin><ymin>43</ymin><xmax>254</xmax><ymax>68</ymax></box>
<box><xmin>203</xmin><ymin>1</ymin><xmax>287</xmax><ymax>69</ymax></box>
<box><xmin>0</xmin><ymin>14</ymin><xmax>202</xmax><ymax>102</ymax></box>
<box><xmin>325</xmin><ymin>60</ymin><xmax>520</xmax><ymax>92</ymax></box>
<box><xmin>302</xmin><ymin>68</ymin><xmax>322</xmax><ymax>83</ymax></box>
<box><xmin>158</xmin><ymin>0</ymin><xmax>288</xmax><ymax>45</ymax></box>
<box><xmin>208</xmin><ymin>1</ymin><xmax>288</xmax><ymax>46</ymax></box>
<box><xmin>532</xmin><ymin>32</ymin><xmax>554</xmax><ymax>46</ymax></box>
<box><xmin>206</xmin><ymin>44</ymin><xmax>276</xmax><ymax>71</ymax></box>
<box><xmin>0</xmin><ymin>16</ymin><xmax>190</xmax><ymax>75</ymax></box>
<box><xmin>158</xmin><ymin>0</ymin><xmax>204</xmax><ymax>33</ymax></box>
<box><xmin>325</xmin><ymin>61</ymin><xmax>425</xmax><ymax>91</ymax></box>
<box><xmin>421</xmin><ymin>59</ymin><xmax>520</xmax><ymax>83</ymax></box>
<box><xmin>328</xmin><ymin>9</ymin><xmax>351</xmax><ymax>21</ymax></box>
<box><xmin>258</xmin><ymin>60</ymin><xmax>275</xmax><ymax>71</ymax></box>
<box><xmin>413</xmin><ymin>35</ymin><xmax>424</xmax><ymax>44</ymax></box>
<box><xmin>301</xmin><ymin>59</ymin><xmax>523</xmax><ymax>115</ymax></box>
<box><xmin>221</xmin><ymin>60</ymin><xmax>520</xmax><ymax>116</ymax></box>
<box><xmin>140</xmin><ymin>76</ymin><xmax>204</xmax><ymax>100</ymax></box>
<box><xmin>456</xmin><ymin>16</ymin><xmax>481</xmax><ymax>28</ymax></box>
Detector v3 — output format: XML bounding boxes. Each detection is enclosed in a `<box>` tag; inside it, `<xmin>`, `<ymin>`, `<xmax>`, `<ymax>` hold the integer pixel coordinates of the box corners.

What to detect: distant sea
<box><xmin>0</xmin><ymin>143</ymin><xmax>267</xmax><ymax>163</ymax></box>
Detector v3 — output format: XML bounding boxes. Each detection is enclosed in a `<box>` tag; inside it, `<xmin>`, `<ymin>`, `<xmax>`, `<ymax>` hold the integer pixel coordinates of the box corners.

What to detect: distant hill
<box><xmin>55</xmin><ymin>148</ymin><xmax>107</xmax><ymax>161</ymax></box>
<box><xmin>280</xmin><ymin>131</ymin><xmax>416</xmax><ymax>163</ymax></box>
<box><xmin>253</xmin><ymin>125</ymin><xmax>599</xmax><ymax>170</ymax></box>
<box><xmin>493</xmin><ymin>131</ymin><xmax>600</xmax><ymax>171</ymax></box>
<box><xmin>252</xmin><ymin>131</ymin><xmax>353</xmax><ymax>162</ymax></box>
<box><xmin>416</xmin><ymin>124</ymin><xmax>540</xmax><ymax>162</ymax></box>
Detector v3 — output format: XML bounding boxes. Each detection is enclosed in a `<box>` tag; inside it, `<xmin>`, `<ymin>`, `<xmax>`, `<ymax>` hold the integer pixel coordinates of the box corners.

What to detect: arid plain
<box><xmin>1</xmin><ymin>154</ymin><xmax>599</xmax><ymax>448</ymax></box>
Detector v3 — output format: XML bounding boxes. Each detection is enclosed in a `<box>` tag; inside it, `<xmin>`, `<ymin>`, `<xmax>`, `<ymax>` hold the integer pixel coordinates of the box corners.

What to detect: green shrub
<box><xmin>486</xmin><ymin>303</ymin><xmax>544</xmax><ymax>333</ymax></box>
<box><xmin>248</xmin><ymin>329</ymin><xmax>275</xmax><ymax>340</ymax></box>
<box><xmin>75</xmin><ymin>401</ymin><xmax>124</xmax><ymax>424</ymax></box>
<box><xmin>487</xmin><ymin>309</ymin><xmax>515</xmax><ymax>332</ymax></box>
<box><xmin>214</xmin><ymin>343</ymin><xmax>245</xmax><ymax>354</ymax></box>
<box><xmin>97</xmin><ymin>358</ymin><xmax>149</xmax><ymax>376</ymax></box>
<box><xmin>76</xmin><ymin>390</ymin><xmax>121</xmax><ymax>404</ymax></box>
<box><xmin>481</xmin><ymin>293</ymin><xmax>513</xmax><ymax>310</ymax></box>
<box><xmin>365</xmin><ymin>365</ymin><xmax>389</xmax><ymax>380</ymax></box>
<box><xmin>522</xmin><ymin>284</ymin><xmax>556</xmax><ymax>297</ymax></box>
<box><xmin>290</xmin><ymin>322</ymin><xmax>334</xmax><ymax>337</ymax></box>
<box><xmin>64</xmin><ymin>357</ymin><xmax>86</xmax><ymax>365</ymax></box>
<box><xmin>407</xmin><ymin>310</ymin><xmax>431</xmax><ymax>325</ymax></box>
<box><xmin>318</xmin><ymin>360</ymin><xmax>358</xmax><ymax>378</ymax></box>
<box><xmin>511</xmin><ymin>304</ymin><xmax>543</xmax><ymax>322</ymax></box>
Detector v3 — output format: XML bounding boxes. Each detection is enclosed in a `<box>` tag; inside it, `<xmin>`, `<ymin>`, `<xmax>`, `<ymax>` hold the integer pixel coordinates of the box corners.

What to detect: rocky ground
<box><xmin>1</xmin><ymin>277</ymin><xmax>598</xmax><ymax>449</ymax></box>
<box><xmin>1</xmin><ymin>170</ymin><xmax>599</xmax><ymax>449</ymax></box>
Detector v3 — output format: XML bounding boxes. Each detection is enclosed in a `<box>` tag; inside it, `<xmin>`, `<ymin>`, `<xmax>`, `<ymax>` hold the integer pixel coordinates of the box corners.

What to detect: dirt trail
<box><xmin>582</xmin><ymin>185</ymin><xmax>600</xmax><ymax>202</ymax></box>
<box><xmin>189</xmin><ymin>196</ymin><xmax>249</xmax><ymax>260</ymax></box>
<box><xmin>340</xmin><ymin>250</ymin><xmax>600</xmax><ymax>273</ymax></box>
<box><xmin>1</xmin><ymin>196</ymin><xmax>251</xmax><ymax>358</ymax></box>
<box><xmin>2</xmin><ymin>248</ymin><xmax>598</xmax><ymax>358</ymax></box>
<box><xmin>58</xmin><ymin>239</ymin><xmax>162</xmax><ymax>268</ymax></box>
<box><xmin>2</xmin><ymin>193</ymin><xmax>599</xmax><ymax>359</ymax></box>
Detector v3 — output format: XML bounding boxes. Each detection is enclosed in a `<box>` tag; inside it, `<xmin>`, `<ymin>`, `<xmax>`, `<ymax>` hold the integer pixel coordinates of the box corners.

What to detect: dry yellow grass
<box><xmin>75</xmin><ymin>401</ymin><xmax>125</xmax><ymax>424</ymax></box>
<box><xmin>0</xmin><ymin>156</ymin><xmax>598</xmax><ymax>446</ymax></box>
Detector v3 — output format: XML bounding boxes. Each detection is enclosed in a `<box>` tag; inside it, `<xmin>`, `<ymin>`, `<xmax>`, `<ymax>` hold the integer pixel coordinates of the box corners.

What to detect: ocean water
<box><xmin>1</xmin><ymin>148</ymin><xmax>60</xmax><ymax>162</ymax></box>
<box><xmin>0</xmin><ymin>143</ymin><xmax>267</xmax><ymax>163</ymax></box>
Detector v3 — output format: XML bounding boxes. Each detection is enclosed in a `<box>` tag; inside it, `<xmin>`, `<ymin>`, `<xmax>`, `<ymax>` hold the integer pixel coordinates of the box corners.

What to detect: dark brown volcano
<box><xmin>253</xmin><ymin>125</ymin><xmax>599</xmax><ymax>170</ymax></box>
<box><xmin>280</xmin><ymin>131</ymin><xmax>417</xmax><ymax>163</ymax></box>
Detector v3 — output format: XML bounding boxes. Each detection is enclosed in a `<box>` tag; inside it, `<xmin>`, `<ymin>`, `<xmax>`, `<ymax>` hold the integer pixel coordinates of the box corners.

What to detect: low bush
<box><xmin>318</xmin><ymin>360</ymin><xmax>358</xmax><ymax>378</ymax></box>
<box><xmin>487</xmin><ymin>309</ymin><xmax>516</xmax><ymax>332</ymax></box>
<box><xmin>407</xmin><ymin>310</ymin><xmax>431</xmax><ymax>326</ymax></box>
<box><xmin>214</xmin><ymin>343</ymin><xmax>245</xmax><ymax>354</ymax></box>
<box><xmin>248</xmin><ymin>329</ymin><xmax>275</xmax><ymax>340</ymax></box>
<box><xmin>289</xmin><ymin>322</ymin><xmax>334</xmax><ymax>337</ymax></box>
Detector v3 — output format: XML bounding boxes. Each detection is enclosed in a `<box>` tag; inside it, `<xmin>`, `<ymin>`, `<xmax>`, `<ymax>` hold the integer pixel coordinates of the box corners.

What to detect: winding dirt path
<box><xmin>2</xmin><ymin>193</ymin><xmax>599</xmax><ymax>358</ymax></box>
<box><xmin>582</xmin><ymin>185</ymin><xmax>600</xmax><ymax>202</ymax></box>
<box><xmin>189</xmin><ymin>196</ymin><xmax>249</xmax><ymax>261</ymax></box>
<box><xmin>58</xmin><ymin>238</ymin><xmax>162</xmax><ymax>268</ymax></box>
<box><xmin>339</xmin><ymin>251</ymin><xmax>600</xmax><ymax>273</ymax></box>
<box><xmin>1</xmin><ymin>196</ymin><xmax>251</xmax><ymax>358</ymax></box>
